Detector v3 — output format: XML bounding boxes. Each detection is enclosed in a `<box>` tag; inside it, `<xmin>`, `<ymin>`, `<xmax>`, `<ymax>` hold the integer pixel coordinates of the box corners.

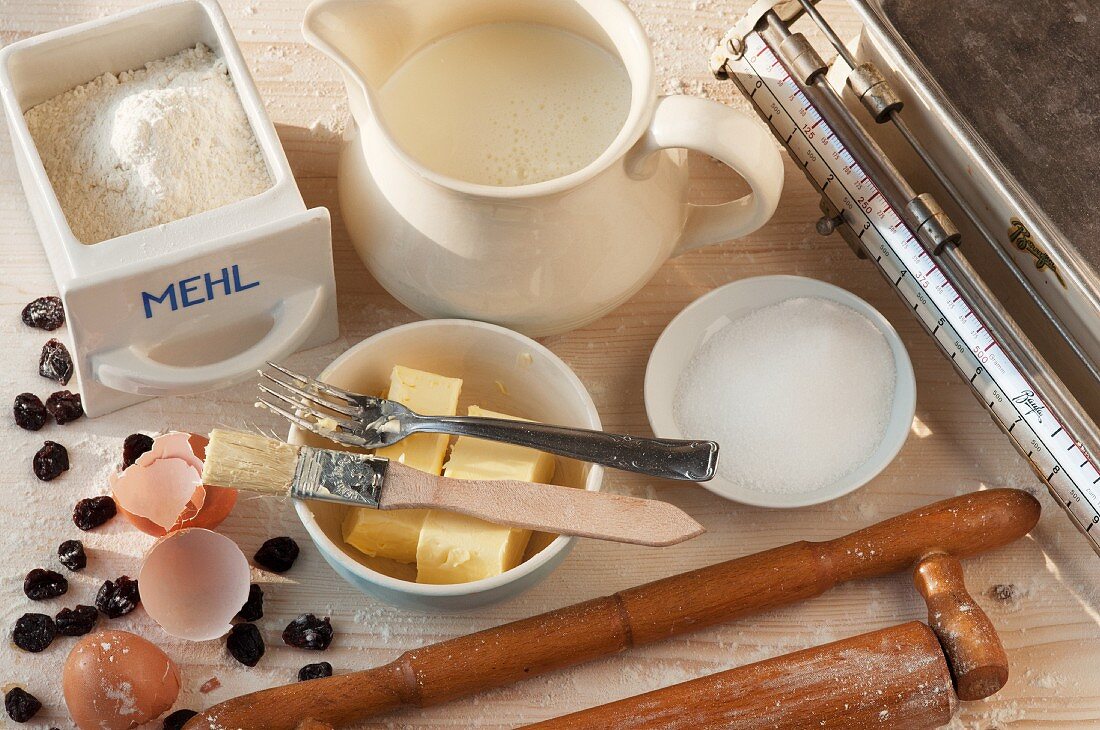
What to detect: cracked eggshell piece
<box><xmin>63</xmin><ymin>630</ymin><xmax>180</xmax><ymax>730</ymax></box>
<box><xmin>110</xmin><ymin>432</ymin><xmax>237</xmax><ymax>536</ymax></box>
<box><xmin>140</xmin><ymin>528</ymin><xmax>251</xmax><ymax>641</ymax></box>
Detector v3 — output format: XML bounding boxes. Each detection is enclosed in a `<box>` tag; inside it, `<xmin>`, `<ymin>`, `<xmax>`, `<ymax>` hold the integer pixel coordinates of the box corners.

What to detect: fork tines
<box><xmin>257</xmin><ymin>362</ymin><xmax>367</xmax><ymax>448</ymax></box>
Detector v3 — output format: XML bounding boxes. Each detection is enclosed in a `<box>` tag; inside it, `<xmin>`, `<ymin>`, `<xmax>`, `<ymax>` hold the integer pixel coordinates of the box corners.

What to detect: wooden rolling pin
<box><xmin>188</xmin><ymin>488</ymin><xmax>1038</xmax><ymax>730</ymax></box>
<box><xmin>523</xmin><ymin>622</ymin><xmax>957</xmax><ymax>729</ymax></box>
<box><xmin>522</xmin><ymin>550</ymin><xmax>1008</xmax><ymax>728</ymax></box>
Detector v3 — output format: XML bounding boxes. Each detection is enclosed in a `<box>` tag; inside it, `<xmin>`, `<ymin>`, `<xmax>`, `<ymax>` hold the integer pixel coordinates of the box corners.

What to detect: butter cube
<box><xmin>442</xmin><ymin>406</ymin><xmax>556</xmax><ymax>483</ymax></box>
<box><xmin>376</xmin><ymin>365</ymin><xmax>462</xmax><ymax>474</ymax></box>
<box><xmin>342</xmin><ymin>366</ymin><xmax>461</xmax><ymax>564</ymax></box>
<box><xmin>415</xmin><ymin>511</ymin><xmax>531</xmax><ymax>584</ymax></box>
<box><xmin>416</xmin><ymin>406</ymin><xmax>556</xmax><ymax>584</ymax></box>
<box><xmin>343</xmin><ymin>508</ymin><xmax>429</xmax><ymax>563</ymax></box>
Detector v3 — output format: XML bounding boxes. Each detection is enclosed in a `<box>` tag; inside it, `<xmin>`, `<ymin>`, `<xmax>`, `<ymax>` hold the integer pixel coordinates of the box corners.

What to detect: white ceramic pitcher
<box><xmin>303</xmin><ymin>0</ymin><xmax>784</xmax><ymax>337</ymax></box>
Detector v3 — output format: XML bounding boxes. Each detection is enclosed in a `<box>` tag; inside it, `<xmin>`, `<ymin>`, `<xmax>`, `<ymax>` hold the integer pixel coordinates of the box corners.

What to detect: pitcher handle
<box><xmin>630</xmin><ymin>95</ymin><xmax>784</xmax><ymax>255</ymax></box>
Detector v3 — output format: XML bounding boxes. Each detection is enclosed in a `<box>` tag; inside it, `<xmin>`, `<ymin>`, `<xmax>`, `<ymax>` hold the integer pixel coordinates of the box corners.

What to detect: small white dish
<box><xmin>290</xmin><ymin>319</ymin><xmax>604</xmax><ymax>612</ymax></box>
<box><xmin>645</xmin><ymin>275</ymin><xmax>916</xmax><ymax>508</ymax></box>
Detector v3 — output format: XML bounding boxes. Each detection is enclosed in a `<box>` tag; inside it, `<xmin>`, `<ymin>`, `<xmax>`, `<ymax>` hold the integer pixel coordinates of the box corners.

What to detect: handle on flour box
<box><xmin>630</xmin><ymin>95</ymin><xmax>784</xmax><ymax>253</ymax></box>
<box><xmin>93</xmin><ymin>286</ymin><xmax>327</xmax><ymax>396</ymax></box>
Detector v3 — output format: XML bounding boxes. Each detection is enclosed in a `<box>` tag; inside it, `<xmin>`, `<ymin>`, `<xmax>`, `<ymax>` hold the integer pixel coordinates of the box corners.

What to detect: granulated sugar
<box><xmin>24</xmin><ymin>43</ymin><xmax>271</xmax><ymax>244</ymax></box>
<box><xmin>674</xmin><ymin>297</ymin><xmax>896</xmax><ymax>493</ymax></box>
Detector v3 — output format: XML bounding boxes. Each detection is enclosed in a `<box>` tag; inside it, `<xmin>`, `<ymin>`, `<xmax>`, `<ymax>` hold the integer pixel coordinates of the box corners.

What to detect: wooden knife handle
<box><xmin>188</xmin><ymin>488</ymin><xmax>1037</xmax><ymax>729</ymax></box>
<box><xmin>521</xmin><ymin>621</ymin><xmax>957</xmax><ymax>729</ymax></box>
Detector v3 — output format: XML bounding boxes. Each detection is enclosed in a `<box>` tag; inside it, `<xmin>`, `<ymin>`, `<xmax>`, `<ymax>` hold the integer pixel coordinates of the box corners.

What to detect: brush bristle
<box><xmin>202</xmin><ymin>429</ymin><xmax>301</xmax><ymax>495</ymax></box>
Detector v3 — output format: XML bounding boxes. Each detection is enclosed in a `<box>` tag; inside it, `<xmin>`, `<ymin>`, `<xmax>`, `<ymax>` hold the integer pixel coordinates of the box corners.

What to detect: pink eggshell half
<box><xmin>139</xmin><ymin>528</ymin><xmax>251</xmax><ymax>641</ymax></box>
<box><xmin>111</xmin><ymin>432</ymin><xmax>237</xmax><ymax>537</ymax></box>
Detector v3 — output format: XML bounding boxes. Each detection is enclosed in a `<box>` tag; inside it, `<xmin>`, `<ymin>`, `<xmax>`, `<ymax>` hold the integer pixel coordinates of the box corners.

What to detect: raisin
<box><xmin>226</xmin><ymin>623</ymin><xmax>265</xmax><ymax>667</ymax></box>
<box><xmin>12</xmin><ymin>613</ymin><xmax>56</xmax><ymax>652</ymax></box>
<box><xmin>282</xmin><ymin>614</ymin><xmax>333</xmax><ymax>651</ymax></box>
<box><xmin>21</xmin><ymin>296</ymin><xmax>64</xmax><ymax>331</ymax></box>
<box><xmin>254</xmin><ymin>536</ymin><xmax>299</xmax><ymax>573</ymax></box>
<box><xmin>163</xmin><ymin>709</ymin><xmax>199</xmax><ymax>730</ymax></box>
<box><xmin>58</xmin><ymin>539</ymin><xmax>87</xmax><ymax>571</ymax></box>
<box><xmin>23</xmin><ymin>568</ymin><xmax>68</xmax><ymax>600</ymax></box>
<box><xmin>13</xmin><ymin>393</ymin><xmax>47</xmax><ymax>431</ymax></box>
<box><xmin>298</xmin><ymin>661</ymin><xmax>333</xmax><ymax>682</ymax></box>
<box><xmin>73</xmin><ymin>496</ymin><xmax>116</xmax><ymax>531</ymax></box>
<box><xmin>55</xmin><ymin>605</ymin><xmax>98</xmax><ymax>636</ymax></box>
<box><xmin>39</xmin><ymin>338</ymin><xmax>73</xmax><ymax>385</ymax></box>
<box><xmin>45</xmin><ymin>390</ymin><xmax>83</xmax><ymax>425</ymax></box>
<box><xmin>33</xmin><ymin>440</ymin><xmax>69</xmax><ymax>481</ymax></box>
<box><xmin>96</xmin><ymin>576</ymin><xmax>140</xmax><ymax>618</ymax></box>
<box><xmin>122</xmin><ymin>433</ymin><xmax>155</xmax><ymax>469</ymax></box>
<box><xmin>236</xmin><ymin>584</ymin><xmax>264</xmax><ymax>622</ymax></box>
<box><xmin>4</xmin><ymin>687</ymin><xmax>42</xmax><ymax>723</ymax></box>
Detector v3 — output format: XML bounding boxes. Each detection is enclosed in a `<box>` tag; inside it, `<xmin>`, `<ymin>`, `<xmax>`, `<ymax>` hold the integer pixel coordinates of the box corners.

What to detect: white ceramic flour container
<box><xmin>303</xmin><ymin>0</ymin><xmax>783</xmax><ymax>337</ymax></box>
<box><xmin>0</xmin><ymin>0</ymin><xmax>338</xmax><ymax>417</ymax></box>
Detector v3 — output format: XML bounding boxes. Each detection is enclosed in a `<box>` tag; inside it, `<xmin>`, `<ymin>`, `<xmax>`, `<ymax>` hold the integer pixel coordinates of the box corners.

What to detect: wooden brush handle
<box><xmin>522</xmin><ymin>622</ymin><xmax>957</xmax><ymax>729</ymax></box>
<box><xmin>188</xmin><ymin>488</ymin><xmax>1038</xmax><ymax>730</ymax></box>
<box><xmin>914</xmin><ymin>551</ymin><xmax>1009</xmax><ymax>700</ymax></box>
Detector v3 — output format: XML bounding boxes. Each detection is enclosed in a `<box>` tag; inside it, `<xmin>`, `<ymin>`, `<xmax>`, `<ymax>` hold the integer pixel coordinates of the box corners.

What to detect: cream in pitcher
<box><xmin>304</xmin><ymin>0</ymin><xmax>784</xmax><ymax>336</ymax></box>
<box><xmin>377</xmin><ymin>23</ymin><xmax>632</xmax><ymax>187</ymax></box>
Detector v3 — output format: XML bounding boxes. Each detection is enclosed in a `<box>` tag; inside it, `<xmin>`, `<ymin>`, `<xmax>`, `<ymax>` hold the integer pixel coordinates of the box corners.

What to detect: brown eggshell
<box><xmin>112</xmin><ymin>432</ymin><xmax>237</xmax><ymax>536</ymax></box>
<box><xmin>63</xmin><ymin>630</ymin><xmax>180</xmax><ymax>730</ymax></box>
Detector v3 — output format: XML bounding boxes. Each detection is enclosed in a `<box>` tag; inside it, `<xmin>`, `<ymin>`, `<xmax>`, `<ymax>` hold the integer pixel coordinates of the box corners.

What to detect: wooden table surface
<box><xmin>2</xmin><ymin>1</ymin><xmax>1098</xmax><ymax>728</ymax></box>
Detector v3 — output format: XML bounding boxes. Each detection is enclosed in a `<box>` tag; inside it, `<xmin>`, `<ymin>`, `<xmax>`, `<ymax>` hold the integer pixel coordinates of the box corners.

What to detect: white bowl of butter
<box><xmin>290</xmin><ymin>319</ymin><xmax>604</xmax><ymax>611</ymax></box>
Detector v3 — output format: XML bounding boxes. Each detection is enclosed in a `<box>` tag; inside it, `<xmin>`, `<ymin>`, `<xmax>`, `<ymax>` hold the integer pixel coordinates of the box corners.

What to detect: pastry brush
<box><xmin>202</xmin><ymin>429</ymin><xmax>704</xmax><ymax>546</ymax></box>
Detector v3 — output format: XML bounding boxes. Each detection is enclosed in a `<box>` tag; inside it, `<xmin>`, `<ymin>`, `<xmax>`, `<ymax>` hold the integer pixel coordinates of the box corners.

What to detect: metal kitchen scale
<box><xmin>710</xmin><ymin>0</ymin><xmax>1100</xmax><ymax>554</ymax></box>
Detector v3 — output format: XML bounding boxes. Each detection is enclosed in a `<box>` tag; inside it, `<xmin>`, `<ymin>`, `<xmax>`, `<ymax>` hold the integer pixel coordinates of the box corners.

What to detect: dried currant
<box><xmin>23</xmin><ymin>568</ymin><xmax>68</xmax><ymax>600</ymax></box>
<box><xmin>39</xmin><ymin>338</ymin><xmax>73</xmax><ymax>385</ymax></box>
<box><xmin>45</xmin><ymin>390</ymin><xmax>83</xmax><ymax>425</ymax></box>
<box><xmin>163</xmin><ymin>709</ymin><xmax>199</xmax><ymax>730</ymax></box>
<box><xmin>21</xmin><ymin>296</ymin><xmax>64</xmax><ymax>331</ymax></box>
<box><xmin>254</xmin><ymin>536</ymin><xmax>299</xmax><ymax>573</ymax></box>
<box><xmin>73</xmin><ymin>496</ymin><xmax>116</xmax><ymax>531</ymax></box>
<box><xmin>4</xmin><ymin>686</ymin><xmax>42</xmax><ymax>723</ymax></box>
<box><xmin>12</xmin><ymin>613</ymin><xmax>56</xmax><ymax>652</ymax></box>
<box><xmin>226</xmin><ymin>623</ymin><xmax>265</xmax><ymax>667</ymax></box>
<box><xmin>282</xmin><ymin>614</ymin><xmax>333</xmax><ymax>651</ymax></box>
<box><xmin>122</xmin><ymin>433</ymin><xmax>155</xmax><ymax>469</ymax></box>
<box><xmin>55</xmin><ymin>605</ymin><xmax>99</xmax><ymax>636</ymax></box>
<box><xmin>58</xmin><ymin>539</ymin><xmax>87</xmax><ymax>571</ymax></box>
<box><xmin>236</xmin><ymin>584</ymin><xmax>264</xmax><ymax>622</ymax></box>
<box><xmin>95</xmin><ymin>576</ymin><xmax>140</xmax><ymax>618</ymax></box>
<box><xmin>13</xmin><ymin>393</ymin><xmax>47</xmax><ymax>431</ymax></box>
<box><xmin>298</xmin><ymin>661</ymin><xmax>333</xmax><ymax>682</ymax></box>
<box><xmin>33</xmin><ymin>440</ymin><xmax>69</xmax><ymax>481</ymax></box>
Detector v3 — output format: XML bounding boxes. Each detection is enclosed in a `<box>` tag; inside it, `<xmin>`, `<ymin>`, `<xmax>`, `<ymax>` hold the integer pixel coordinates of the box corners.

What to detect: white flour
<box><xmin>24</xmin><ymin>44</ymin><xmax>271</xmax><ymax>245</ymax></box>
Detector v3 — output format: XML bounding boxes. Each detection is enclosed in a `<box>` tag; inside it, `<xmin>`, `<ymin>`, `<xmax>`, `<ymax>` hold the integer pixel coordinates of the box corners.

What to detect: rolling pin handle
<box><xmin>913</xmin><ymin>551</ymin><xmax>1009</xmax><ymax>701</ymax></box>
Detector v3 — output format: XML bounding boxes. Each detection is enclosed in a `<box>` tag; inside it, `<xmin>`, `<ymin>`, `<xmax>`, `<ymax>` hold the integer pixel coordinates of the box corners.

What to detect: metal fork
<box><xmin>257</xmin><ymin>362</ymin><xmax>719</xmax><ymax>482</ymax></box>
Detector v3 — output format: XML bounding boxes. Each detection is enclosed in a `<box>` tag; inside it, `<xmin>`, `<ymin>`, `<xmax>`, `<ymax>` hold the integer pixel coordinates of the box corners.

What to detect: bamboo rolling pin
<box><xmin>189</xmin><ymin>488</ymin><xmax>1039</xmax><ymax>730</ymax></box>
<box><xmin>523</xmin><ymin>622</ymin><xmax>957</xmax><ymax>730</ymax></box>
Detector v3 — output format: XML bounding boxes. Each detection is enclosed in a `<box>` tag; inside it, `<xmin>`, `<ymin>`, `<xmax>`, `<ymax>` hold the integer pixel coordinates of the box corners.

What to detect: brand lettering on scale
<box><xmin>1011</xmin><ymin>390</ymin><xmax>1046</xmax><ymax>424</ymax></box>
<box><xmin>141</xmin><ymin>265</ymin><xmax>260</xmax><ymax>319</ymax></box>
